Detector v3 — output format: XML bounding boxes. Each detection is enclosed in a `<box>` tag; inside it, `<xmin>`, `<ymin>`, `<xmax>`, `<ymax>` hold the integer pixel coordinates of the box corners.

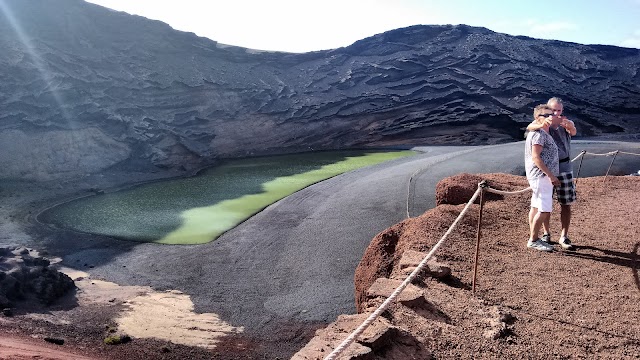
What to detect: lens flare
<box><xmin>0</xmin><ymin>1</ymin><xmax>73</xmax><ymax>122</ymax></box>
<box><xmin>0</xmin><ymin>0</ymin><xmax>82</xmax><ymax>165</ymax></box>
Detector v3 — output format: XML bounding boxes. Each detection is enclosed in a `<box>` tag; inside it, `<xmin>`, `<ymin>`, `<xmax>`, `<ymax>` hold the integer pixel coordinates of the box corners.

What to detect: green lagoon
<box><xmin>39</xmin><ymin>150</ymin><xmax>416</xmax><ymax>244</ymax></box>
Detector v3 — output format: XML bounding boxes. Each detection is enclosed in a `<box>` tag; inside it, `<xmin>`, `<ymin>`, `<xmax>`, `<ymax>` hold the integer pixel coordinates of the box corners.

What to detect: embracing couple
<box><xmin>525</xmin><ymin>97</ymin><xmax>577</xmax><ymax>252</ymax></box>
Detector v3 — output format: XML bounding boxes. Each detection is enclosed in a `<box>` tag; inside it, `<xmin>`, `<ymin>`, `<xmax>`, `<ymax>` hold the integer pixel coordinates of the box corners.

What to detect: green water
<box><xmin>39</xmin><ymin>150</ymin><xmax>416</xmax><ymax>244</ymax></box>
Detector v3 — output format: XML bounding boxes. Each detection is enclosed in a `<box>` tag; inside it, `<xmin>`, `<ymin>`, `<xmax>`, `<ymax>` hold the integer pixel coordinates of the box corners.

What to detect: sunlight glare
<box><xmin>0</xmin><ymin>0</ymin><xmax>73</xmax><ymax>123</ymax></box>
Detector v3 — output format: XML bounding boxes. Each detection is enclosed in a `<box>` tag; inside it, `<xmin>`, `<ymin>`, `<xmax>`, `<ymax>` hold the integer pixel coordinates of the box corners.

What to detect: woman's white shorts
<box><xmin>529</xmin><ymin>176</ymin><xmax>554</xmax><ymax>213</ymax></box>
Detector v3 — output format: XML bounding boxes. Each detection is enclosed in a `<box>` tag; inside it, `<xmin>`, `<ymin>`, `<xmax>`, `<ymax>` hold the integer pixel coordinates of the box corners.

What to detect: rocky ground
<box><xmin>295</xmin><ymin>173</ymin><xmax>640</xmax><ymax>359</ymax></box>
<box><xmin>1</xmin><ymin>170</ymin><xmax>639</xmax><ymax>359</ymax></box>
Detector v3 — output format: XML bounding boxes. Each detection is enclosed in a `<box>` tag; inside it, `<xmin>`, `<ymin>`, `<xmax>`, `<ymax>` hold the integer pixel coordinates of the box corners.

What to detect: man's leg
<box><xmin>560</xmin><ymin>204</ymin><xmax>571</xmax><ymax>239</ymax></box>
<box><xmin>556</xmin><ymin>171</ymin><xmax>576</xmax><ymax>249</ymax></box>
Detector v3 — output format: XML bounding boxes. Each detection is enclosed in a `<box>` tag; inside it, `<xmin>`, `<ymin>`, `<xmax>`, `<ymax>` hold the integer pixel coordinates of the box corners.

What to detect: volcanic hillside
<box><xmin>1</xmin><ymin>0</ymin><xmax>639</xmax><ymax>180</ymax></box>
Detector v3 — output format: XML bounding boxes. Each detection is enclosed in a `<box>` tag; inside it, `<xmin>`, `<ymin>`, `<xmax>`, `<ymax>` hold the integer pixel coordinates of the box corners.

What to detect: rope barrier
<box><xmin>580</xmin><ymin>151</ymin><xmax>619</xmax><ymax>157</ymax></box>
<box><xmin>406</xmin><ymin>149</ymin><xmax>637</xmax><ymax>219</ymax></box>
<box><xmin>329</xmin><ymin>147</ymin><xmax>636</xmax><ymax>359</ymax></box>
<box><xmin>326</xmin><ymin>147</ymin><xmax>638</xmax><ymax>359</ymax></box>
<box><xmin>324</xmin><ymin>186</ymin><xmax>483</xmax><ymax>360</ymax></box>
<box><xmin>574</xmin><ymin>150</ymin><xmax>640</xmax><ymax>158</ymax></box>
<box><xmin>574</xmin><ymin>149</ymin><xmax>640</xmax><ymax>186</ymax></box>
<box><xmin>618</xmin><ymin>151</ymin><xmax>640</xmax><ymax>156</ymax></box>
<box><xmin>571</xmin><ymin>150</ymin><xmax>587</xmax><ymax>162</ymax></box>
<box><xmin>484</xmin><ymin>186</ymin><xmax>531</xmax><ymax>195</ymax></box>
<box><xmin>475</xmin><ymin>149</ymin><xmax>639</xmax><ymax>193</ymax></box>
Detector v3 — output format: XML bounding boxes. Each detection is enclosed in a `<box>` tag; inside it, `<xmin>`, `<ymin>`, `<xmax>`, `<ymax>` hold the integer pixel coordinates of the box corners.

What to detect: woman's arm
<box><xmin>532</xmin><ymin>144</ymin><xmax>560</xmax><ymax>186</ymax></box>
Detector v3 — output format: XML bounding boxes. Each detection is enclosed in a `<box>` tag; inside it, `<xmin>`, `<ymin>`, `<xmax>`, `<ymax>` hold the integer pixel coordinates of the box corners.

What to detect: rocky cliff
<box><xmin>1</xmin><ymin>0</ymin><xmax>639</xmax><ymax>180</ymax></box>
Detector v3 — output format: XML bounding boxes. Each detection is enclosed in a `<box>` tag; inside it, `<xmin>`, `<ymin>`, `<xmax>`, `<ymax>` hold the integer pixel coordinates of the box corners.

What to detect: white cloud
<box><xmin>528</xmin><ymin>21</ymin><xmax>578</xmax><ymax>36</ymax></box>
<box><xmin>620</xmin><ymin>31</ymin><xmax>640</xmax><ymax>49</ymax></box>
<box><xmin>621</xmin><ymin>39</ymin><xmax>640</xmax><ymax>48</ymax></box>
<box><xmin>620</xmin><ymin>30</ymin><xmax>640</xmax><ymax>48</ymax></box>
<box><xmin>489</xmin><ymin>18</ymin><xmax>579</xmax><ymax>42</ymax></box>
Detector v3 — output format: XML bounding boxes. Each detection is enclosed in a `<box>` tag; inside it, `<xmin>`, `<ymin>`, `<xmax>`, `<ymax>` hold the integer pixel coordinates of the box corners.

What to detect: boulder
<box><xmin>0</xmin><ymin>247</ymin><xmax>75</xmax><ymax>306</ymax></box>
<box><xmin>292</xmin><ymin>313</ymin><xmax>431</xmax><ymax>360</ymax></box>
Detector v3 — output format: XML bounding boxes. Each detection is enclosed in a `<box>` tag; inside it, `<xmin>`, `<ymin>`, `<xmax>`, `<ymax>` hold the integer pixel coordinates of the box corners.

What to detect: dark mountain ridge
<box><xmin>1</xmin><ymin>0</ymin><xmax>639</xmax><ymax>180</ymax></box>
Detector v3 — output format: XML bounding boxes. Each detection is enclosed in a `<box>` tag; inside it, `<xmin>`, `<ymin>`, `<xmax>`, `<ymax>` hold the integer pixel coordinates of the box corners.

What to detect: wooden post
<box><xmin>574</xmin><ymin>150</ymin><xmax>586</xmax><ymax>188</ymax></box>
<box><xmin>603</xmin><ymin>150</ymin><xmax>619</xmax><ymax>187</ymax></box>
<box><xmin>472</xmin><ymin>181</ymin><xmax>486</xmax><ymax>295</ymax></box>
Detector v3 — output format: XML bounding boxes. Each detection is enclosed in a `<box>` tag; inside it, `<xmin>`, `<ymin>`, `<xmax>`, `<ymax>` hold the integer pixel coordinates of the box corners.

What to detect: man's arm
<box><xmin>526</xmin><ymin>121</ymin><xmax>543</xmax><ymax>131</ymax></box>
<box><xmin>560</xmin><ymin>117</ymin><xmax>577</xmax><ymax>136</ymax></box>
<box><xmin>532</xmin><ymin>144</ymin><xmax>560</xmax><ymax>186</ymax></box>
<box><xmin>527</xmin><ymin>116</ymin><xmax>553</xmax><ymax>132</ymax></box>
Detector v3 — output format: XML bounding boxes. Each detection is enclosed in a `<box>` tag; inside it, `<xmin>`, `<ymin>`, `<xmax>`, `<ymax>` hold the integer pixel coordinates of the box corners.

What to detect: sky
<box><xmin>84</xmin><ymin>0</ymin><xmax>640</xmax><ymax>53</ymax></box>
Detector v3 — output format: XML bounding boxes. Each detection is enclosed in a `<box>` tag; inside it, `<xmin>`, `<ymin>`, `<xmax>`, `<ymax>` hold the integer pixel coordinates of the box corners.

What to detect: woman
<box><xmin>524</xmin><ymin>104</ymin><xmax>561</xmax><ymax>252</ymax></box>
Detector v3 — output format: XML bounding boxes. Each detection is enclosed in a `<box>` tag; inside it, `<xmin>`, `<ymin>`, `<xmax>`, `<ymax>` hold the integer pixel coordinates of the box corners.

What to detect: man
<box><xmin>526</xmin><ymin>97</ymin><xmax>577</xmax><ymax>250</ymax></box>
<box><xmin>525</xmin><ymin>105</ymin><xmax>561</xmax><ymax>252</ymax></box>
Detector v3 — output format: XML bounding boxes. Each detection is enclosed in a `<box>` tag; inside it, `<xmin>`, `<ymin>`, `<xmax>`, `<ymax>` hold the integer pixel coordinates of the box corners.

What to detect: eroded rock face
<box><xmin>0</xmin><ymin>128</ymin><xmax>130</xmax><ymax>180</ymax></box>
<box><xmin>2</xmin><ymin>0</ymin><xmax>639</xmax><ymax>180</ymax></box>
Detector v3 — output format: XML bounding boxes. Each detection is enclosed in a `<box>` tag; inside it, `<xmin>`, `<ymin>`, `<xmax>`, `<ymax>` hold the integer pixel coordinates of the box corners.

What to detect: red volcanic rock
<box><xmin>354</xmin><ymin>202</ymin><xmax>477</xmax><ymax>312</ymax></box>
<box><xmin>391</xmin><ymin>250</ymin><xmax>451</xmax><ymax>280</ymax></box>
<box><xmin>292</xmin><ymin>313</ymin><xmax>432</xmax><ymax>360</ymax></box>
<box><xmin>435</xmin><ymin>172</ymin><xmax>529</xmax><ymax>205</ymax></box>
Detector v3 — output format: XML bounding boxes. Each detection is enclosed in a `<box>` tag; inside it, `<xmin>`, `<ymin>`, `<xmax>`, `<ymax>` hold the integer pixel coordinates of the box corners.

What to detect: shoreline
<box><xmin>31</xmin><ymin>148</ymin><xmax>422</xmax><ymax>245</ymax></box>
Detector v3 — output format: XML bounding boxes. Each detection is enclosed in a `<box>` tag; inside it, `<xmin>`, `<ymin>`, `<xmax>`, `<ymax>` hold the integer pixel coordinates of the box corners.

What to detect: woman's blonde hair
<box><xmin>533</xmin><ymin>104</ymin><xmax>549</xmax><ymax>122</ymax></box>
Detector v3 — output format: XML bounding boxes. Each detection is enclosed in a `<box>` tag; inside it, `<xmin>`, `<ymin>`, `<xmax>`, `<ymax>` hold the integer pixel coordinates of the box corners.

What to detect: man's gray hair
<box><xmin>548</xmin><ymin>97</ymin><xmax>563</xmax><ymax>105</ymax></box>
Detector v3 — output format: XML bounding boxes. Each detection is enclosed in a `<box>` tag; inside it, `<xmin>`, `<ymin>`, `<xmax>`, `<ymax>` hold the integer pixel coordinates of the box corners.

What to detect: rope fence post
<box><xmin>406</xmin><ymin>168</ymin><xmax>421</xmax><ymax>219</ymax></box>
<box><xmin>603</xmin><ymin>150</ymin><xmax>619</xmax><ymax>187</ymax></box>
<box><xmin>472</xmin><ymin>181</ymin><xmax>487</xmax><ymax>295</ymax></box>
<box><xmin>574</xmin><ymin>150</ymin><xmax>586</xmax><ymax>188</ymax></box>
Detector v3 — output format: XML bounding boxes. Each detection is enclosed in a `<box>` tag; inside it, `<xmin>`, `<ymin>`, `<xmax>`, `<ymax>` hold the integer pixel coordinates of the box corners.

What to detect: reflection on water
<box><xmin>39</xmin><ymin>150</ymin><xmax>415</xmax><ymax>244</ymax></box>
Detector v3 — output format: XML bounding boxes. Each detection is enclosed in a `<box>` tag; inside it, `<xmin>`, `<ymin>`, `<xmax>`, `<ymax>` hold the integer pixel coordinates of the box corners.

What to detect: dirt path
<box><xmin>0</xmin><ymin>336</ymin><xmax>95</xmax><ymax>360</ymax></box>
